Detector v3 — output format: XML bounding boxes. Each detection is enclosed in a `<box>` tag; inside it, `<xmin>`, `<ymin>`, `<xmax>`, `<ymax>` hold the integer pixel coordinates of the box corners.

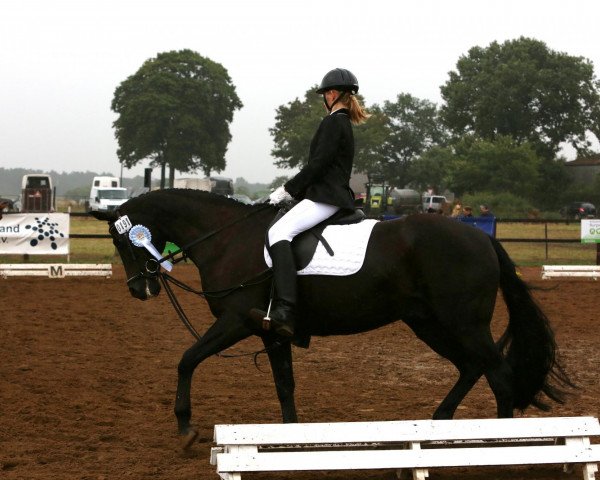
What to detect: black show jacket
<box><xmin>284</xmin><ymin>108</ymin><xmax>355</xmax><ymax>210</ymax></box>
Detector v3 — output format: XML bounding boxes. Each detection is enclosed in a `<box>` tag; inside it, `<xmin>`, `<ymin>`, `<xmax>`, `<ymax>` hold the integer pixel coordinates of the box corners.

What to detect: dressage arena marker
<box><xmin>0</xmin><ymin>263</ymin><xmax>112</xmax><ymax>279</ymax></box>
<box><xmin>542</xmin><ymin>265</ymin><xmax>600</xmax><ymax>280</ymax></box>
<box><xmin>211</xmin><ymin>417</ymin><xmax>600</xmax><ymax>480</ymax></box>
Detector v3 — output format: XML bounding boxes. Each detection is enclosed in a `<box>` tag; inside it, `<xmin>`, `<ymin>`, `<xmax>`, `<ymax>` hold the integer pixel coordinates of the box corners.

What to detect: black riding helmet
<box><xmin>316</xmin><ymin>68</ymin><xmax>359</xmax><ymax>95</ymax></box>
<box><xmin>317</xmin><ymin>68</ymin><xmax>359</xmax><ymax>112</ymax></box>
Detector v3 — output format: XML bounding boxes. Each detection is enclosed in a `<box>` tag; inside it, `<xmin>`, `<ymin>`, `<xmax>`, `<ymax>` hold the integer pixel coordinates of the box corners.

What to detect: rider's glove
<box><xmin>269</xmin><ymin>186</ymin><xmax>293</xmax><ymax>205</ymax></box>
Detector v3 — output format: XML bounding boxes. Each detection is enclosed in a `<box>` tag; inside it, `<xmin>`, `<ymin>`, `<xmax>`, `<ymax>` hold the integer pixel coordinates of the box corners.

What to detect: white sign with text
<box><xmin>581</xmin><ymin>219</ymin><xmax>600</xmax><ymax>244</ymax></box>
<box><xmin>0</xmin><ymin>213</ymin><xmax>70</xmax><ymax>254</ymax></box>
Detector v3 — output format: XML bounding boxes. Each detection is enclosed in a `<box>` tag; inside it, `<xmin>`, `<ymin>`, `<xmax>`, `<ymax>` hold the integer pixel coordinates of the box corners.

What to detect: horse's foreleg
<box><xmin>174</xmin><ymin>314</ymin><xmax>251</xmax><ymax>447</ymax></box>
<box><xmin>262</xmin><ymin>336</ymin><xmax>298</xmax><ymax>423</ymax></box>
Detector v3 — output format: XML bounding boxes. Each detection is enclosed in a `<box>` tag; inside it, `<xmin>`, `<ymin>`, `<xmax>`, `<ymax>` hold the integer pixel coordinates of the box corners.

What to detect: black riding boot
<box><xmin>266</xmin><ymin>240</ymin><xmax>297</xmax><ymax>337</ymax></box>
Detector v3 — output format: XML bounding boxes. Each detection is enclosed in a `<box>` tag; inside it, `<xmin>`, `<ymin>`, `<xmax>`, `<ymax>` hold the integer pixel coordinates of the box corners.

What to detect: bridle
<box><xmin>109</xmin><ymin>204</ymin><xmax>283</xmax><ymax>358</ymax></box>
<box><xmin>110</xmin><ymin>203</ymin><xmax>272</xmax><ymax>288</ymax></box>
<box><xmin>108</xmin><ymin>222</ymin><xmax>163</xmax><ymax>287</ymax></box>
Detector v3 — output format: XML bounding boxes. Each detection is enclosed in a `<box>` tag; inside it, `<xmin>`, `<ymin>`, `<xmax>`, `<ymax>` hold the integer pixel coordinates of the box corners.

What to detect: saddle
<box><xmin>266</xmin><ymin>204</ymin><xmax>366</xmax><ymax>270</ymax></box>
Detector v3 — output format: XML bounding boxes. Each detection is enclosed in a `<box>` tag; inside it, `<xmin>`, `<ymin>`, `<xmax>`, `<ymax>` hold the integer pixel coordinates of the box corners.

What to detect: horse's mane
<box><xmin>129</xmin><ymin>188</ymin><xmax>271</xmax><ymax>212</ymax></box>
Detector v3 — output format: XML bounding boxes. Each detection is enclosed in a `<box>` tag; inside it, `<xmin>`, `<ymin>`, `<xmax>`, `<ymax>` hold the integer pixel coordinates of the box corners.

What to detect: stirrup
<box><xmin>262</xmin><ymin>312</ymin><xmax>273</xmax><ymax>331</ymax></box>
<box><xmin>249</xmin><ymin>308</ymin><xmax>294</xmax><ymax>337</ymax></box>
<box><xmin>249</xmin><ymin>308</ymin><xmax>272</xmax><ymax>331</ymax></box>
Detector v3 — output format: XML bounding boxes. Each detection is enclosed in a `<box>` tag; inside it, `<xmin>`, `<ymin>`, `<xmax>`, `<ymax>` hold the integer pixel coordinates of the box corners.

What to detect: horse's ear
<box><xmin>89</xmin><ymin>210</ymin><xmax>118</xmax><ymax>222</ymax></box>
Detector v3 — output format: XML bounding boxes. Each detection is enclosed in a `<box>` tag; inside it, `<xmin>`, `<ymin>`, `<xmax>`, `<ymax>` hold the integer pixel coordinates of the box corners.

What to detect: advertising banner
<box><xmin>581</xmin><ymin>219</ymin><xmax>600</xmax><ymax>244</ymax></box>
<box><xmin>0</xmin><ymin>213</ymin><xmax>70</xmax><ymax>254</ymax></box>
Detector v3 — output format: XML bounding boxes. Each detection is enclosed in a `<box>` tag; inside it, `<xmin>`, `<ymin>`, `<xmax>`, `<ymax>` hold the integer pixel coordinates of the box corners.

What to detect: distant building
<box><xmin>565</xmin><ymin>154</ymin><xmax>600</xmax><ymax>185</ymax></box>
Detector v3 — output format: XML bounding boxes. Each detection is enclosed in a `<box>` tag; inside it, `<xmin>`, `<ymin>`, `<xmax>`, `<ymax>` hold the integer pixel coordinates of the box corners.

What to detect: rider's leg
<box><xmin>264</xmin><ymin>240</ymin><xmax>297</xmax><ymax>336</ymax></box>
<box><xmin>265</xmin><ymin>199</ymin><xmax>339</xmax><ymax>337</ymax></box>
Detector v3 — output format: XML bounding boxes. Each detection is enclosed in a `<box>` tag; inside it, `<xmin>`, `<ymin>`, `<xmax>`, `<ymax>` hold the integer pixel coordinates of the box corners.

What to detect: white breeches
<box><xmin>268</xmin><ymin>199</ymin><xmax>339</xmax><ymax>246</ymax></box>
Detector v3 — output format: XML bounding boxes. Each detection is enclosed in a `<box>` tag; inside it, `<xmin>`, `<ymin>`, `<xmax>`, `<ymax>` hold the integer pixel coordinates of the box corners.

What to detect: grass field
<box><xmin>496</xmin><ymin>221</ymin><xmax>597</xmax><ymax>265</ymax></box>
<box><xmin>1</xmin><ymin>215</ymin><xmax>597</xmax><ymax>266</ymax></box>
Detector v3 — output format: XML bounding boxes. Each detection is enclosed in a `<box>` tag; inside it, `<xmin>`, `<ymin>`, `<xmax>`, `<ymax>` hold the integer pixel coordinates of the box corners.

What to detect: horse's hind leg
<box><xmin>443</xmin><ymin>332</ymin><xmax>514</xmax><ymax>418</ymax></box>
<box><xmin>482</xmin><ymin>357</ymin><xmax>514</xmax><ymax>418</ymax></box>
<box><xmin>407</xmin><ymin>318</ymin><xmax>483</xmax><ymax>419</ymax></box>
<box><xmin>262</xmin><ymin>336</ymin><xmax>298</xmax><ymax>423</ymax></box>
<box><xmin>434</xmin><ymin>353</ymin><xmax>513</xmax><ymax>419</ymax></box>
<box><xmin>406</xmin><ymin>317</ymin><xmax>513</xmax><ymax>419</ymax></box>
<box><xmin>433</xmin><ymin>368</ymin><xmax>482</xmax><ymax>419</ymax></box>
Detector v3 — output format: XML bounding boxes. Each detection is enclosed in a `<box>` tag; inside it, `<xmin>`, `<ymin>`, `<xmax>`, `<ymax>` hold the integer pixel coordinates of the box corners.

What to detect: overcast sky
<box><xmin>1</xmin><ymin>0</ymin><xmax>599</xmax><ymax>185</ymax></box>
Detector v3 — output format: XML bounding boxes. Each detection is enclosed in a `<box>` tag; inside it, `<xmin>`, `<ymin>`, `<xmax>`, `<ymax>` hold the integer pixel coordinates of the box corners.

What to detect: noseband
<box><xmin>108</xmin><ymin>222</ymin><xmax>163</xmax><ymax>287</ymax></box>
<box><xmin>126</xmin><ymin>258</ymin><xmax>162</xmax><ymax>286</ymax></box>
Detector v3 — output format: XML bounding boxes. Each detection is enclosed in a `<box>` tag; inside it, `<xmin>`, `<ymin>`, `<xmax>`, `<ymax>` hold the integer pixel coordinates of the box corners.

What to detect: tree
<box><xmin>270</xmin><ymin>87</ymin><xmax>324</xmax><ymax>170</ymax></box>
<box><xmin>378</xmin><ymin>93</ymin><xmax>448</xmax><ymax>187</ymax></box>
<box><xmin>269</xmin><ymin>176</ymin><xmax>289</xmax><ymax>189</ymax></box>
<box><xmin>440</xmin><ymin>37</ymin><xmax>600</xmax><ymax>159</ymax></box>
<box><xmin>445</xmin><ymin>135</ymin><xmax>543</xmax><ymax>198</ymax></box>
<box><xmin>270</xmin><ymin>87</ymin><xmax>387</xmax><ymax>181</ymax></box>
<box><xmin>111</xmin><ymin>49</ymin><xmax>242</xmax><ymax>187</ymax></box>
<box><xmin>408</xmin><ymin>146</ymin><xmax>454</xmax><ymax>194</ymax></box>
<box><xmin>352</xmin><ymin>103</ymin><xmax>389</xmax><ymax>181</ymax></box>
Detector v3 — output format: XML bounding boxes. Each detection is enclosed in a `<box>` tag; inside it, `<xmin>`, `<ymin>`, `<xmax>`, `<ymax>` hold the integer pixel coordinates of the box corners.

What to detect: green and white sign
<box><xmin>581</xmin><ymin>219</ymin><xmax>600</xmax><ymax>243</ymax></box>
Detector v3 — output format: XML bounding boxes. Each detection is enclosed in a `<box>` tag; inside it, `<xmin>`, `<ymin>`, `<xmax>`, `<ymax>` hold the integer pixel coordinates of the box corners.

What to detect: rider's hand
<box><xmin>269</xmin><ymin>186</ymin><xmax>293</xmax><ymax>205</ymax></box>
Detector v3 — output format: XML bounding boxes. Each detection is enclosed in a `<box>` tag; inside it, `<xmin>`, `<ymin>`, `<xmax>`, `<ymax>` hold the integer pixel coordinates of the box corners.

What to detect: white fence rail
<box><xmin>542</xmin><ymin>265</ymin><xmax>600</xmax><ymax>280</ymax></box>
<box><xmin>0</xmin><ymin>263</ymin><xmax>112</xmax><ymax>278</ymax></box>
<box><xmin>212</xmin><ymin>417</ymin><xmax>600</xmax><ymax>480</ymax></box>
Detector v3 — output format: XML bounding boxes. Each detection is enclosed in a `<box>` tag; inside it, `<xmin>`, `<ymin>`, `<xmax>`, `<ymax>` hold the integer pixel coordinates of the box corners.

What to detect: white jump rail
<box><xmin>542</xmin><ymin>265</ymin><xmax>600</xmax><ymax>280</ymax></box>
<box><xmin>0</xmin><ymin>263</ymin><xmax>112</xmax><ymax>279</ymax></box>
<box><xmin>211</xmin><ymin>417</ymin><xmax>600</xmax><ymax>480</ymax></box>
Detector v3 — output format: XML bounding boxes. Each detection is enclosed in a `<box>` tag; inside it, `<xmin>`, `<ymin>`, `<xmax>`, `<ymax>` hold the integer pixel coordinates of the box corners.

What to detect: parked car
<box><xmin>422</xmin><ymin>195</ymin><xmax>447</xmax><ymax>213</ymax></box>
<box><xmin>229</xmin><ymin>194</ymin><xmax>254</xmax><ymax>205</ymax></box>
<box><xmin>559</xmin><ymin>202</ymin><xmax>596</xmax><ymax>220</ymax></box>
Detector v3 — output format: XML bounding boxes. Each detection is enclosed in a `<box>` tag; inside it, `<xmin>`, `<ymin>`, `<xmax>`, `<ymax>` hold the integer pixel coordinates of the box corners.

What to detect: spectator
<box><xmin>479</xmin><ymin>204</ymin><xmax>495</xmax><ymax>217</ymax></box>
<box><xmin>451</xmin><ymin>201</ymin><xmax>463</xmax><ymax>217</ymax></box>
<box><xmin>461</xmin><ymin>206</ymin><xmax>474</xmax><ymax>218</ymax></box>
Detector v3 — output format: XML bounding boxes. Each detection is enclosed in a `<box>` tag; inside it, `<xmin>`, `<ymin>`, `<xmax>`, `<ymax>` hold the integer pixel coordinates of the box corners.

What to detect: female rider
<box><xmin>262</xmin><ymin>68</ymin><xmax>370</xmax><ymax>337</ymax></box>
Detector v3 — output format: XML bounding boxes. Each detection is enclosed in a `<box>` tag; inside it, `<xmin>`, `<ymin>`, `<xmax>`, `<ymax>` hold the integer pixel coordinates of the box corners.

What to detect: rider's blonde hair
<box><xmin>338</xmin><ymin>92</ymin><xmax>370</xmax><ymax>125</ymax></box>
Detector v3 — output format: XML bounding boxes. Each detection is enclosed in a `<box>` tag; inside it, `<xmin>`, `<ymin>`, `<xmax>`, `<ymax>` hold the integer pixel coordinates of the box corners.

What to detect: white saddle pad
<box><xmin>264</xmin><ymin>219</ymin><xmax>378</xmax><ymax>276</ymax></box>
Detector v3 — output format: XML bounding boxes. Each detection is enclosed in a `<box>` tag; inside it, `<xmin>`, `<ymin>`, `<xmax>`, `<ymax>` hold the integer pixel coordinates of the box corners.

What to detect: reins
<box><xmin>158</xmin><ymin>203</ymin><xmax>272</xmax><ymax>266</ymax></box>
<box><xmin>142</xmin><ymin>202</ymin><xmax>285</xmax><ymax>359</ymax></box>
<box><xmin>157</xmin><ymin>270</ymin><xmax>282</xmax><ymax>360</ymax></box>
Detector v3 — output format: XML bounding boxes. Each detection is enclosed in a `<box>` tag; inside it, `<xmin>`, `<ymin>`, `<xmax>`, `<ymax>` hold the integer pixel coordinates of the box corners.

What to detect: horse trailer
<box><xmin>21</xmin><ymin>174</ymin><xmax>54</xmax><ymax>213</ymax></box>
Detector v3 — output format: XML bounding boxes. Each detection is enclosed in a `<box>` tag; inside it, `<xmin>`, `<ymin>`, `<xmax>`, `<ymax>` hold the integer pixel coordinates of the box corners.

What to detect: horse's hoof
<box><xmin>180</xmin><ymin>428</ymin><xmax>199</xmax><ymax>450</ymax></box>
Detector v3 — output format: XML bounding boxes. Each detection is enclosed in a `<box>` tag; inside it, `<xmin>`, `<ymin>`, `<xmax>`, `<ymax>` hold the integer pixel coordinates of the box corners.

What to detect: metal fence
<box><xmin>67</xmin><ymin>212</ymin><xmax>596</xmax><ymax>260</ymax></box>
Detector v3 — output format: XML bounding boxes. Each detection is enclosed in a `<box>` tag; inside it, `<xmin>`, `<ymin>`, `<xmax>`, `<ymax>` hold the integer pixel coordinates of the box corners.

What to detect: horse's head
<box><xmin>92</xmin><ymin>207</ymin><xmax>167</xmax><ymax>300</ymax></box>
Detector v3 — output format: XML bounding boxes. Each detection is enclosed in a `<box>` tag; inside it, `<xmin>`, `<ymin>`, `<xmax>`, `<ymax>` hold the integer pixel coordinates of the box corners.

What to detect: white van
<box><xmin>88</xmin><ymin>176</ymin><xmax>128</xmax><ymax>212</ymax></box>
<box><xmin>92</xmin><ymin>176</ymin><xmax>120</xmax><ymax>189</ymax></box>
<box><xmin>422</xmin><ymin>195</ymin><xmax>447</xmax><ymax>213</ymax></box>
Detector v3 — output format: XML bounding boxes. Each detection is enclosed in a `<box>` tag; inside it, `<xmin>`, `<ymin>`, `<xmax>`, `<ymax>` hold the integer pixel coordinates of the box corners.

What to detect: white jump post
<box><xmin>211</xmin><ymin>417</ymin><xmax>600</xmax><ymax>480</ymax></box>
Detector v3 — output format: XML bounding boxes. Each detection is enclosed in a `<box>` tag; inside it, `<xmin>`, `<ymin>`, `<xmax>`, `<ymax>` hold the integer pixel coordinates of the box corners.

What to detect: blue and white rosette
<box><xmin>128</xmin><ymin>225</ymin><xmax>173</xmax><ymax>271</ymax></box>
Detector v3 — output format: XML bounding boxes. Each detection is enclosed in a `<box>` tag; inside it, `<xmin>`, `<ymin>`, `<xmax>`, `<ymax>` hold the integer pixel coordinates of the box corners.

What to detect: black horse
<box><xmin>93</xmin><ymin>189</ymin><xmax>571</xmax><ymax>447</ymax></box>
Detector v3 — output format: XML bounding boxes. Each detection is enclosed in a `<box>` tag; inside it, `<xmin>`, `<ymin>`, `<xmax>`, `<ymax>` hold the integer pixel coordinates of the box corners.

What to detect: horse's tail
<box><xmin>490</xmin><ymin>237</ymin><xmax>574</xmax><ymax>411</ymax></box>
